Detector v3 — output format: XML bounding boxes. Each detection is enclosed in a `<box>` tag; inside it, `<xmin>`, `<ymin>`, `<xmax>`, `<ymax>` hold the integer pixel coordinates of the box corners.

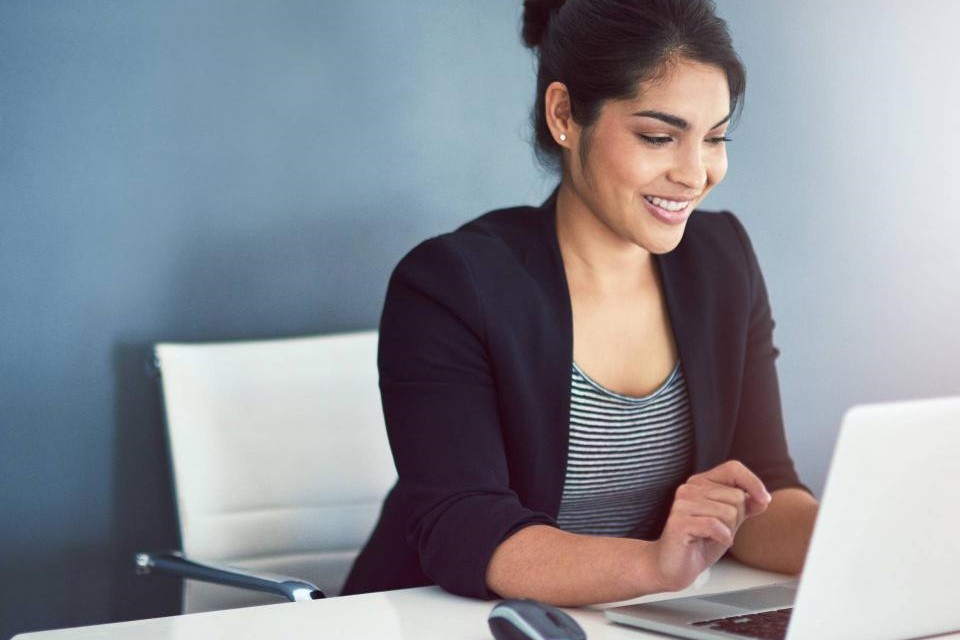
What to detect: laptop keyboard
<box><xmin>691</xmin><ymin>607</ymin><xmax>793</xmax><ymax>639</ymax></box>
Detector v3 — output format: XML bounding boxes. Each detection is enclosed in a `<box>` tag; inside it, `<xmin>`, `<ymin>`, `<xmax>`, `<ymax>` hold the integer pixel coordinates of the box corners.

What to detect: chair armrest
<box><xmin>135</xmin><ymin>551</ymin><xmax>325</xmax><ymax>602</ymax></box>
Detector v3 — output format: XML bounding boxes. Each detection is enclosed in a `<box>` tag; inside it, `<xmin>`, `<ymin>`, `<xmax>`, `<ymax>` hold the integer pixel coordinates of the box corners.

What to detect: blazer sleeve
<box><xmin>724</xmin><ymin>213</ymin><xmax>811</xmax><ymax>494</ymax></box>
<box><xmin>377</xmin><ymin>234</ymin><xmax>555</xmax><ymax>599</ymax></box>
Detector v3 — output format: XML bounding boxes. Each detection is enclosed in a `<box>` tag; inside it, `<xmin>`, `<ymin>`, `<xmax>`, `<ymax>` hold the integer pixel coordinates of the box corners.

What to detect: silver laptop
<box><xmin>605</xmin><ymin>396</ymin><xmax>960</xmax><ymax>640</ymax></box>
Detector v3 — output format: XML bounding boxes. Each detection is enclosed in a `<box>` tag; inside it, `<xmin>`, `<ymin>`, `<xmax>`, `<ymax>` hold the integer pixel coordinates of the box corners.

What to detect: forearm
<box><xmin>486</xmin><ymin>462</ymin><xmax>782</xmax><ymax>605</ymax></box>
<box><xmin>485</xmin><ymin>524</ymin><xmax>666</xmax><ymax>606</ymax></box>
<box><xmin>730</xmin><ymin>487</ymin><xmax>818</xmax><ymax>574</ymax></box>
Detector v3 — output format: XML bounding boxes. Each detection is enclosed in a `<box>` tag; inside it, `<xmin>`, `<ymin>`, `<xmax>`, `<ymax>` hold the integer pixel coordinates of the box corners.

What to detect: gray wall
<box><xmin>2</xmin><ymin>1</ymin><xmax>958</xmax><ymax>637</ymax></box>
<box><xmin>714</xmin><ymin>0</ymin><xmax>960</xmax><ymax>495</ymax></box>
<box><xmin>0</xmin><ymin>3</ymin><xmax>549</xmax><ymax>637</ymax></box>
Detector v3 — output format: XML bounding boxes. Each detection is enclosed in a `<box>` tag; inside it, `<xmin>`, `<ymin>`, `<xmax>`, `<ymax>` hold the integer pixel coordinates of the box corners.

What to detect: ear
<box><xmin>544</xmin><ymin>81</ymin><xmax>576</xmax><ymax>149</ymax></box>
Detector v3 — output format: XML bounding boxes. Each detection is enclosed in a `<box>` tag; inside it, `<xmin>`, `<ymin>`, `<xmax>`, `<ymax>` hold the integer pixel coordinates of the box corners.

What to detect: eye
<box><xmin>707</xmin><ymin>136</ymin><xmax>732</xmax><ymax>146</ymax></box>
<box><xmin>638</xmin><ymin>134</ymin><xmax>672</xmax><ymax>147</ymax></box>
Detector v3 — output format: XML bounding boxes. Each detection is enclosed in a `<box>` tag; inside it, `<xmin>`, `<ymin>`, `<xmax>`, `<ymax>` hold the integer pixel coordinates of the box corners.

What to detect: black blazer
<box><xmin>343</xmin><ymin>193</ymin><xmax>805</xmax><ymax>599</ymax></box>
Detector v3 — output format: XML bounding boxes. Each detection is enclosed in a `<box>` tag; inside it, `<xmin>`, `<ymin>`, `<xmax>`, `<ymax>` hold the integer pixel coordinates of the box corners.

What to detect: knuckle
<box><xmin>728</xmin><ymin>459</ymin><xmax>746</xmax><ymax>473</ymax></box>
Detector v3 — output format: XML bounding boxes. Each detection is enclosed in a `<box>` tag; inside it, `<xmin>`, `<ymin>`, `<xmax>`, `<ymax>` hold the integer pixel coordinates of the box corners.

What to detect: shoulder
<box><xmin>391</xmin><ymin>204</ymin><xmax>553</xmax><ymax>286</ymax></box>
<box><xmin>383</xmin><ymin>202</ymin><xmax>563</xmax><ymax>348</ymax></box>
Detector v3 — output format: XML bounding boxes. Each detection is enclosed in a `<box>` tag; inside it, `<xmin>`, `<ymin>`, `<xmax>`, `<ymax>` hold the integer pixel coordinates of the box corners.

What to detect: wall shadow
<box><xmin>109</xmin><ymin>342</ymin><xmax>182</xmax><ymax>622</ymax></box>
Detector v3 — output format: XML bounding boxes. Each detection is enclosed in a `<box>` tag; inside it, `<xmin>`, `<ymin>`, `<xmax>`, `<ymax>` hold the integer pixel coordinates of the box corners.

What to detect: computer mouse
<box><xmin>488</xmin><ymin>598</ymin><xmax>587</xmax><ymax>640</ymax></box>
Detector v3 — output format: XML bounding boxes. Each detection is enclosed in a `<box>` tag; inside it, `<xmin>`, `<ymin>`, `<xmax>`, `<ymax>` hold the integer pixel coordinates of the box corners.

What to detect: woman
<box><xmin>343</xmin><ymin>0</ymin><xmax>818</xmax><ymax>606</ymax></box>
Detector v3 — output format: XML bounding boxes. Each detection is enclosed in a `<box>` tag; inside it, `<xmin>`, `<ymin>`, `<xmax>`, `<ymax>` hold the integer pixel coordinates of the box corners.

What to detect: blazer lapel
<box><xmin>656</xmin><ymin>249</ymin><xmax>724</xmax><ymax>473</ymax></box>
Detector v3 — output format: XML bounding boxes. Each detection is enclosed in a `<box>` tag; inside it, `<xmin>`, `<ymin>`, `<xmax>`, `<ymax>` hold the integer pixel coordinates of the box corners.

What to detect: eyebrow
<box><xmin>632</xmin><ymin>110</ymin><xmax>731</xmax><ymax>131</ymax></box>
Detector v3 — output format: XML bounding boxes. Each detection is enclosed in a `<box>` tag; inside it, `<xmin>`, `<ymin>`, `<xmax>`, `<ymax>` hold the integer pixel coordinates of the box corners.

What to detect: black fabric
<box><xmin>342</xmin><ymin>192</ymin><xmax>807</xmax><ymax>599</ymax></box>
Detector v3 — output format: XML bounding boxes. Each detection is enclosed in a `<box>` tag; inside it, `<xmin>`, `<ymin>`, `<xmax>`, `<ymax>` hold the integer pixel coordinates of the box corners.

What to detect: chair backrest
<box><xmin>155</xmin><ymin>330</ymin><xmax>396</xmax><ymax>613</ymax></box>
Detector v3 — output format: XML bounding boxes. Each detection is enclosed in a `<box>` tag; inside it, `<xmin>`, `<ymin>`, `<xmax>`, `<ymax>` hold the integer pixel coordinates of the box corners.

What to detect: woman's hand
<box><xmin>486</xmin><ymin>460</ymin><xmax>773</xmax><ymax>605</ymax></box>
<box><xmin>651</xmin><ymin>460</ymin><xmax>771</xmax><ymax>591</ymax></box>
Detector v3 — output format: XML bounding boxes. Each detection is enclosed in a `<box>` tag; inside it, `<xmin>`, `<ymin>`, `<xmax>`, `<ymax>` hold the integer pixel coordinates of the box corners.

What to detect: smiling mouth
<box><xmin>641</xmin><ymin>194</ymin><xmax>696</xmax><ymax>226</ymax></box>
<box><xmin>643</xmin><ymin>195</ymin><xmax>693</xmax><ymax>211</ymax></box>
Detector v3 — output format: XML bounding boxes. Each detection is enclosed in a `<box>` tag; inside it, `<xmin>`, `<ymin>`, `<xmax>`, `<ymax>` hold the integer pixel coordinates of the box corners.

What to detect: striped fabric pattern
<box><xmin>556</xmin><ymin>361</ymin><xmax>694</xmax><ymax>540</ymax></box>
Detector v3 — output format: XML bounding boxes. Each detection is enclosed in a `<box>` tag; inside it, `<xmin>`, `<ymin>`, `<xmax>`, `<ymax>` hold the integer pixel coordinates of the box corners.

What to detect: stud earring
<box><xmin>559</xmin><ymin>133</ymin><xmax>567</xmax><ymax>142</ymax></box>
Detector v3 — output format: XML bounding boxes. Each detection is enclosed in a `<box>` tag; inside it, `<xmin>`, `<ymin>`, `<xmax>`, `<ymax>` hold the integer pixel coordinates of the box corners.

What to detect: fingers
<box><xmin>673</xmin><ymin>483</ymin><xmax>746</xmax><ymax>535</ymax></box>
<box><xmin>687</xmin><ymin>482</ymin><xmax>749</xmax><ymax>511</ymax></box>
<box><xmin>680</xmin><ymin>515</ymin><xmax>735</xmax><ymax>548</ymax></box>
<box><xmin>666</xmin><ymin>461</ymin><xmax>769</xmax><ymax>546</ymax></box>
<box><xmin>654</xmin><ymin>462</ymin><xmax>771</xmax><ymax>591</ymax></box>
<box><xmin>697</xmin><ymin>460</ymin><xmax>771</xmax><ymax>511</ymax></box>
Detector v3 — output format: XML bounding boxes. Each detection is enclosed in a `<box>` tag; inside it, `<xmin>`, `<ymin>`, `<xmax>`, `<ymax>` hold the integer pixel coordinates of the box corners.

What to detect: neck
<box><xmin>554</xmin><ymin>180</ymin><xmax>657</xmax><ymax>293</ymax></box>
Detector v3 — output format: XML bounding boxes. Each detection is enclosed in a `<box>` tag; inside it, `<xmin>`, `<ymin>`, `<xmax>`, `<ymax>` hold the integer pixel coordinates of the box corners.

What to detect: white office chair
<box><xmin>135</xmin><ymin>330</ymin><xmax>397</xmax><ymax>613</ymax></box>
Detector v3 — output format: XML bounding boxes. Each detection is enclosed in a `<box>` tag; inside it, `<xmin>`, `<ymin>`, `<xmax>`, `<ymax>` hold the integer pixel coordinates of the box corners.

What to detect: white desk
<box><xmin>13</xmin><ymin>561</ymin><xmax>802</xmax><ymax>640</ymax></box>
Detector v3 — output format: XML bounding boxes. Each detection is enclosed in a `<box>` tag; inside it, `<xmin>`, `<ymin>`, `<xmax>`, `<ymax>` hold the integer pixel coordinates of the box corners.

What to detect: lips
<box><xmin>642</xmin><ymin>195</ymin><xmax>693</xmax><ymax>226</ymax></box>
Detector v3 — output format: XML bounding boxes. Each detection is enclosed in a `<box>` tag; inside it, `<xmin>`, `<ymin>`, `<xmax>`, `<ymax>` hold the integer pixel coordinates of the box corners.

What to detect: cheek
<box><xmin>587</xmin><ymin>127</ymin><xmax>651</xmax><ymax>184</ymax></box>
<box><xmin>707</xmin><ymin>151</ymin><xmax>729</xmax><ymax>186</ymax></box>
<box><xmin>606</xmin><ymin>146</ymin><xmax>663</xmax><ymax>190</ymax></box>
<box><xmin>596</xmin><ymin>136</ymin><xmax>638</xmax><ymax>176</ymax></box>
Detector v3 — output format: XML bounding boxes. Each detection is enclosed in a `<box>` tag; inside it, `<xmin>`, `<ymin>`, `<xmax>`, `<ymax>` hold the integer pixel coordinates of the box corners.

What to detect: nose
<box><xmin>667</xmin><ymin>143</ymin><xmax>708</xmax><ymax>192</ymax></box>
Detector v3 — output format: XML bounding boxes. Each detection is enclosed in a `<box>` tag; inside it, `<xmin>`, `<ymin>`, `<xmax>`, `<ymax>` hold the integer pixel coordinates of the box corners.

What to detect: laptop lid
<box><xmin>787</xmin><ymin>396</ymin><xmax>960</xmax><ymax>640</ymax></box>
<box><xmin>604</xmin><ymin>396</ymin><xmax>960</xmax><ymax>640</ymax></box>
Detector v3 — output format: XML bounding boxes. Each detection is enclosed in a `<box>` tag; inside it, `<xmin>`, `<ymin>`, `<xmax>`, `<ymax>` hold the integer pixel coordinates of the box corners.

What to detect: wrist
<box><xmin>643</xmin><ymin>538</ymin><xmax>702</xmax><ymax>593</ymax></box>
<box><xmin>631</xmin><ymin>539</ymin><xmax>680</xmax><ymax>595</ymax></box>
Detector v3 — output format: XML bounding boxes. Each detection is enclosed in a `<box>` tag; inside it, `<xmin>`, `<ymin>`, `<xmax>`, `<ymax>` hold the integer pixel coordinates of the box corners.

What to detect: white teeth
<box><xmin>645</xmin><ymin>196</ymin><xmax>690</xmax><ymax>212</ymax></box>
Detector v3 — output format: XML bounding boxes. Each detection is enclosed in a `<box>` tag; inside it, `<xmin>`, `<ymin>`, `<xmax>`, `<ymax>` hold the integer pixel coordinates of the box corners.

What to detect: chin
<box><xmin>643</xmin><ymin>226</ymin><xmax>687</xmax><ymax>255</ymax></box>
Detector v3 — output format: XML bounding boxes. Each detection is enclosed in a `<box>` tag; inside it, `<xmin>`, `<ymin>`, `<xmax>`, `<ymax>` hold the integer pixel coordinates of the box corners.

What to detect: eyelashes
<box><xmin>639</xmin><ymin>135</ymin><xmax>671</xmax><ymax>146</ymax></box>
<box><xmin>638</xmin><ymin>134</ymin><xmax>732</xmax><ymax>147</ymax></box>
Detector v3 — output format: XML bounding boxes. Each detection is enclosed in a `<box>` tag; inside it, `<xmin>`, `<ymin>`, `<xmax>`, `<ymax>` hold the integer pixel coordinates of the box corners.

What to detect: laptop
<box><xmin>604</xmin><ymin>396</ymin><xmax>960</xmax><ymax>640</ymax></box>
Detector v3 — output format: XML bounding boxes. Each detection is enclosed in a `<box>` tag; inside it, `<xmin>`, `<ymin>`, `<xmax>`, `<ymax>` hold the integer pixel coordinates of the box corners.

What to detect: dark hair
<box><xmin>521</xmin><ymin>0</ymin><xmax>746</xmax><ymax>171</ymax></box>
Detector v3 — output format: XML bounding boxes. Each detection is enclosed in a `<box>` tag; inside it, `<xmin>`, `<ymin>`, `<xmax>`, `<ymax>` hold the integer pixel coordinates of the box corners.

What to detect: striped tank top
<box><xmin>556</xmin><ymin>361</ymin><xmax>694</xmax><ymax>539</ymax></box>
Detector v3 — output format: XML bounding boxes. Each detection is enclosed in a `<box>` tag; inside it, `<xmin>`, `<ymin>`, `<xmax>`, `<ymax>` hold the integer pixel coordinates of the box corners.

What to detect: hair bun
<box><xmin>521</xmin><ymin>0</ymin><xmax>567</xmax><ymax>49</ymax></box>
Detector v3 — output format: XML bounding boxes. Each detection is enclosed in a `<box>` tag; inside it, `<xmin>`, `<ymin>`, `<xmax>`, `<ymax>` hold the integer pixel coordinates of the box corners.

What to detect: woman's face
<box><xmin>564</xmin><ymin>58</ymin><xmax>731</xmax><ymax>255</ymax></box>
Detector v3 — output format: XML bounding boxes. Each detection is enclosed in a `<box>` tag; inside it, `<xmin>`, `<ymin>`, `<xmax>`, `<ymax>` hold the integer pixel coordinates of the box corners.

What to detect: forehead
<box><xmin>612</xmin><ymin>59</ymin><xmax>731</xmax><ymax>125</ymax></box>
